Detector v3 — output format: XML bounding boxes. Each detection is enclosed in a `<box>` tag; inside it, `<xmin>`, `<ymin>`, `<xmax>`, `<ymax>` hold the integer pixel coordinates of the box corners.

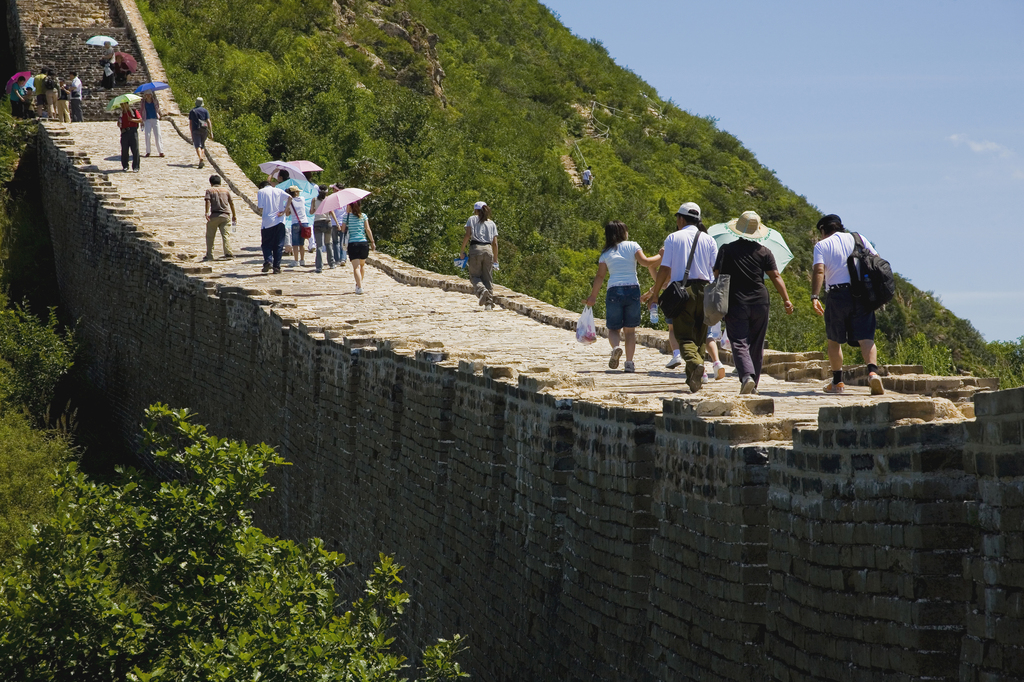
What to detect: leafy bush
<box><xmin>0</xmin><ymin>304</ymin><xmax>76</xmax><ymax>424</ymax></box>
<box><xmin>889</xmin><ymin>332</ymin><xmax>955</xmax><ymax>376</ymax></box>
<box><xmin>0</xmin><ymin>411</ymin><xmax>75</xmax><ymax>563</ymax></box>
<box><xmin>0</xmin><ymin>404</ymin><xmax>466</xmax><ymax>681</ymax></box>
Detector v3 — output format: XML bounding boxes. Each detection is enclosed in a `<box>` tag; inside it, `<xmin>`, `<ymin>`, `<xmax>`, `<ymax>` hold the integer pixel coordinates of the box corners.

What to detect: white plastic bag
<box><xmin>576</xmin><ymin>306</ymin><xmax>597</xmax><ymax>345</ymax></box>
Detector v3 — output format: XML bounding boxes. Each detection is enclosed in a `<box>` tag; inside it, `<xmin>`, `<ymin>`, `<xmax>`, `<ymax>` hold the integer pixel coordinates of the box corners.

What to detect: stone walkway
<box><xmin>49</xmin><ymin>121</ymin><xmax>966</xmax><ymax>428</ymax></box>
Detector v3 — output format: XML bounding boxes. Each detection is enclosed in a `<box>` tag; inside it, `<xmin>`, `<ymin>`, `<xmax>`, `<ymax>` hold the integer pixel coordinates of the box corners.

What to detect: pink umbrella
<box><xmin>5</xmin><ymin>71</ymin><xmax>31</xmax><ymax>95</ymax></box>
<box><xmin>258</xmin><ymin>160</ymin><xmax>305</xmax><ymax>181</ymax></box>
<box><xmin>314</xmin><ymin>188</ymin><xmax>371</xmax><ymax>215</ymax></box>
<box><xmin>289</xmin><ymin>160</ymin><xmax>324</xmax><ymax>173</ymax></box>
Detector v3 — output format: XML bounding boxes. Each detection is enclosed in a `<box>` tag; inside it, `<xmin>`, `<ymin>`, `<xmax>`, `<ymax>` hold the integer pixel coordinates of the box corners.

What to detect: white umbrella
<box><xmin>314</xmin><ymin>188</ymin><xmax>371</xmax><ymax>215</ymax></box>
<box><xmin>86</xmin><ymin>35</ymin><xmax>118</xmax><ymax>46</ymax></box>
<box><xmin>258</xmin><ymin>160</ymin><xmax>306</xmax><ymax>181</ymax></box>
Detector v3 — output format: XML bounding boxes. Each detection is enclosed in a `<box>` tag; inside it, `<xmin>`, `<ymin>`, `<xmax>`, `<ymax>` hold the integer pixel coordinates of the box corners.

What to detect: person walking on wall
<box><xmin>188</xmin><ymin>97</ymin><xmax>212</xmax><ymax>168</ymax></box>
<box><xmin>328</xmin><ymin>184</ymin><xmax>348</xmax><ymax>266</ymax></box>
<box><xmin>284</xmin><ymin>186</ymin><xmax>311</xmax><ymax>267</ymax></box>
<box><xmin>101</xmin><ymin>42</ymin><xmax>115</xmax><ymax>90</ymax></box>
<box><xmin>117</xmin><ymin>100</ymin><xmax>142</xmax><ymax>172</ymax></box>
<box><xmin>256</xmin><ymin>180</ymin><xmax>289</xmax><ymax>274</ymax></box>
<box><xmin>140</xmin><ymin>91</ymin><xmax>164</xmax><ymax>158</ymax></box>
<box><xmin>648</xmin><ymin>202</ymin><xmax>719</xmax><ymax>393</ymax></box>
<box><xmin>584</xmin><ymin>220</ymin><xmax>662</xmax><ymax>373</ymax></box>
<box><xmin>8</xmin><ymin>76</ymin><xmax>27</xmax><ymax>119</ymax></box>
<box><xmin>42</xmin><ymin>69</ymin><xmax>59</xmax><ymax>119</ymax></box>
<box><xmin>343</xmin><ymin>200</ymin><xmax>375</xmax><ymax>294</ymax></box>
<box><xmin>203</xmin><ymin>174</ymin><xmax>236</xmax><ymax>261</ymax></box>
<box><xmin>56</xmin><ymin>76</ymin><xmax>71</xmax><ymax>123</ymax></box>
<box><xmin>69</xmin><ymin>71</ymin><xmax>83</xmax><ymax>122</ymax></box>
<box><xmin>460</xmin><ymin>201</ymin><xmax>499</xmax><ymax>309</ymax></box>
<box><xmin>581</xmin><ymin>166</ymin><xmax>593</xmax><ymax>188</ymax></box>
<box><xmin>703</xmin><ymin>322</ymin><xmax>727</xmax><ymax>383</ymax></box>
<box><xmin>714</xmin><ymin>210</ymin><xmax>794</xmax><ymax>394</ymax></box>
<box><xmin>811</xmin><ymin>214</ymin><xmax>885</xmax><ymax>395</ymax></box>
<box><xmin>311</xmin><ymin>185</ymin><xmax>335</xmax><ymax>273</ymax></box>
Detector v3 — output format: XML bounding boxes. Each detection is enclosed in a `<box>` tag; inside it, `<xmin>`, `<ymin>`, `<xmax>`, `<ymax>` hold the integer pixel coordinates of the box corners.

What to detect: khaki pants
<box><xmin>56</xmin><ymin>99</ymin><xmax>70</xmax><ymax>123</ymax></box>
<box><xmin>468</xmin><ymin>244</ymin><xmax>493</xmax><ymax>305</ymax></box>
<box><xmin>44</xmin><ymin>90</ymin><xmax>58</xmax><ymax>118</ymax></box>
<box><xmin>205</xmin><ymin>215</ymin><xmax>233</xmax><ymax>258</ymax></box>
<box><xmin>670</xmin><ymin>280</ymin><xmax>709</xmax><ymax>379</ymax></box>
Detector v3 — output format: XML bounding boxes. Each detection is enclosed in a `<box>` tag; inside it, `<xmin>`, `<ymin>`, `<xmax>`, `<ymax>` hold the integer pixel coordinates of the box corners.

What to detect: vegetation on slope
<box><xmin>139</xmin><ymin>0</ymin><xmax>1022</xmax><ymax>383</ymax></box>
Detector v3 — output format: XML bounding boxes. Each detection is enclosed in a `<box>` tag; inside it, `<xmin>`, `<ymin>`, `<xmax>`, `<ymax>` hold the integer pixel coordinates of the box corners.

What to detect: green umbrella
<box><xmin>106</xmin><ymin>93</ymin><xmax>141</xmax><ymax>111</ymax></box>
<box><xmin>707</xmin><ymin>212</ymin><xmax>794</xmax><ymax>273</ymax></box>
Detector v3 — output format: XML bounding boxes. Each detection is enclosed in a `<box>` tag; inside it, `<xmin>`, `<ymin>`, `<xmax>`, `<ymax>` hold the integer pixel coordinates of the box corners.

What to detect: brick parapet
<box><xmin>960</xmin><ymin>387</ymin><xmax>1024</xmax><ymax>681</ymax></box>
<box><xmin>768</xmin><ymin>402</ymin><xmax>975</xmax><ymax>681</ymax></box>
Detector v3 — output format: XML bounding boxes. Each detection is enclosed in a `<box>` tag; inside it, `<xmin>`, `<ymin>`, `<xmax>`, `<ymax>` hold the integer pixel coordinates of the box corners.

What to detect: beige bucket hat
<box><xmin>726</xmin><ymin>210</ymin><xmax>769</xmax><ymax>240</ymax></box>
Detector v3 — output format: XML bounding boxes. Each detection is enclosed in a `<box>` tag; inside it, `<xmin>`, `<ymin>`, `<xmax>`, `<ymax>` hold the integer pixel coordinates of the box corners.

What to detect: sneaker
<box><xmin>329</xmin><ymin>263</ymin><xmax>335</xmax><ymax>269</ymax></box>
<box><xmin>484</xmin><ymin>303</ymin><xmax>493</xmax><ymax>310</ymax></box>
<box><xmin>355</xmin><ymin>286</ymin><xmax>363</xmax><ymax>294</ymax></box>
<box><xmin>740</xmin><ymin>376</ymin><xmax>756</xmax><ymax>395</ymax></box>
<box><xmin>272</xmin><ymin>267</ymin><xmax>281</xmax><ymax>274</ymax></box>
<box><xmin>262</xmin><ymin>263</ymin><xmax>271</xmax><ymax>273</ymax></box>
<box><xmin>686</xmin><ymin>365</ymin><xmax>704</xmax><ymax>394</ymax></box>
<box><xmin>713</xmin><ymin>360</ymin><xmax>726</xmax><ymax>380</ymax></box>
<box><xmin>300</xmin><ymin>260</ymin><xmax>306</xmax><ymax>267</ymax></box>
<box><xmin>623</xmin><ymin>360</ymin><xmax>635</xmax><ymax>373</ymax></box>
<box><xmin>198</xmin><ymin>160</ymin><xmax>205</xmax><ymax>168</ymax></box>
<box><xmin>223</xmin><ymin>254</ymin><xmax>234</xmax><ymax>259</ymax></box>
<box><xmin>122</xmin><ymin>167</ymin><xmax>129</xmax><ymax>172</ymax></box>
<box><xmin>869</xmin><ymin>372</ymin><xmax>885</xmax><ymax>396</ymax></box>
<box><xmin>823</xmin><ymin>381</ymin><xmax>845</xmax><ymax>394</ymax></box>
<box><xmin>315</xmin><ymin>269</ymin><xmax>322</xmax><ymax>274</ymax></box>
<box><xmin>609</xmin><ymin>347</ymin><xmax>623</xmax><ymax>369</ymax></box>
<box><xmin>703</xmin><ymin>371</ymin><xmax>710</xmax><ymax>384</ymax></box>
<box><xmin>202</xmin><ymin>255</ymin><xmax>214</xmax><ymax>261</ymax></box>
<box><xmin>665</xmin><ymin>354</ymin><xmax>683</xmax><ymax>369</ymax></box>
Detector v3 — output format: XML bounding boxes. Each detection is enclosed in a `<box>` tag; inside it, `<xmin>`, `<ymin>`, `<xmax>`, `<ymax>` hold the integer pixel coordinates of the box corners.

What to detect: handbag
<box><xmin>703</xmin><ymin>273</ymin><xmax>730</xmax><ymax>326</ymax></box>
<box><xmin>659</xmin><ymin>232</ymin><xmax>701</xmax><ymax>320</ymax></box>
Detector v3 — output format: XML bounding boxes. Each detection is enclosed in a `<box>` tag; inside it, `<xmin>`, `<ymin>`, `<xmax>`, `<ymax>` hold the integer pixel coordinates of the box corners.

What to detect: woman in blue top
<box><xmin>584</xmin><ymin>221</ymin><xmax>661</xmax><ymax>372</ymax></box>
<box><xmin>8</xmin><ymin>77</ymin><xmax>27</xmax><ymax>119</ymax></box>
<box><xmin>342</xmin><ymin>200</ymin><xmax>375</xmax><ymax>294</ymax></box>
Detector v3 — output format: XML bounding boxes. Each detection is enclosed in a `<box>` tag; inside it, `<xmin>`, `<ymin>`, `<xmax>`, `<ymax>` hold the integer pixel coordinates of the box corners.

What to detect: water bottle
<box><xmin>649</xmin><ymin>303</ymin><xmax>659</xmax><ymax>325</ymax></box>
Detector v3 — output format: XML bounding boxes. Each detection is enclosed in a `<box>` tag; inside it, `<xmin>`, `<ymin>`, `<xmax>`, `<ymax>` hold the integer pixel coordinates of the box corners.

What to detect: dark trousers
<box><xmin>261</xmin><ymin>223</ymin><xmax>286</xmax><ymax>270</ymax></box>
<box><xmin>725</xmin><ymin>302</ymin><xmax>770</xmax><ymax>386</ymax></box>
<box><xmin>120</xmin><ymin>128</ymin><xmax>139</xmax><ymax>170</ymax></box>
<box><xmin>70</xmin><ymin>99</ymin><xmax>83</xmax><ymax>122</ymax></box>
<box><xmin>670</xmin><ymin>280</ymin><xmax>709</xmax><ymax>378</ymax></box>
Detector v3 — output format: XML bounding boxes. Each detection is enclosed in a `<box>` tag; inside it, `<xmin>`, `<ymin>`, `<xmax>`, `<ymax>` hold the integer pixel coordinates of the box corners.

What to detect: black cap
<box><xmin>816</xmin><ymin>214</ymin><xmax>843</xmax><ymax>231</ymax></box>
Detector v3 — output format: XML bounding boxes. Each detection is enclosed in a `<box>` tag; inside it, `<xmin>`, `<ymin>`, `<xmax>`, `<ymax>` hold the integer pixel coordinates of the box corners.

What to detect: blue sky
<box><xmin>542</xmin><ymin>0</ymin><xmax>1024</xmax><ymax>342</ymax></box>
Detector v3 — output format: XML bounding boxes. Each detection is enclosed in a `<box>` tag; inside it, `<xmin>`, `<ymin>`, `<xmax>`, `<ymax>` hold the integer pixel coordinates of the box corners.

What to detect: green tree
<box><xmin>0</xmin><ymin>404</ymin><xmax>467</xmax><ymax>681</ymax></box>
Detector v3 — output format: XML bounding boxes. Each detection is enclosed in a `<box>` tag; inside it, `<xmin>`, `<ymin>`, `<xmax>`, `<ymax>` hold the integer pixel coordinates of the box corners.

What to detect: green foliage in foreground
<box><xmin>0</xmin><ymin>304</ymin><xmax>76</xmax><ymax>424</ymax></box>
<box><xmin>0</xmin><ymin>411</ymin><xmax>75</xmax><ymax>562</ymax></box>
<box><xmin>137</xmin><ymin>0</ymin><xmax>1020</xmax><ymax>381</ymax></box>
<box><xmin>0</xmin><ymin>404</ymin><xmax>467</xmax><ymax>681</ymax></box>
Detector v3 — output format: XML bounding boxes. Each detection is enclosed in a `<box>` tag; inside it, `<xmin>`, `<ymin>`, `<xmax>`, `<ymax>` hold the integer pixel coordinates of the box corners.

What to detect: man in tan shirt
<box><xmin>204</xmin><ymin>175</ymin><xmax>236</xmax><ymax>260</ymax></box>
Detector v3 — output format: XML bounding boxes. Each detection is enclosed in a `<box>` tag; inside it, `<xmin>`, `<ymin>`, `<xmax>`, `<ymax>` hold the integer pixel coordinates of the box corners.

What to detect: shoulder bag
<box><xmin>659</xmin><ymin>232</ymin><xmax>701</xmax><ymax>320</ymax></box>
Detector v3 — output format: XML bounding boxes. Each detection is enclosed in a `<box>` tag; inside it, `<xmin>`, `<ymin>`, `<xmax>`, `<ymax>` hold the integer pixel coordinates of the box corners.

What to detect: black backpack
<box><xmin>44</xmin><ymin>75</ymin><xmax>58</xmax><ymax>90</ymax></box>
<box><xmin>846</xmin><ymin>232</ymin><xmax>895</xmax><ymax>311</ymax></box>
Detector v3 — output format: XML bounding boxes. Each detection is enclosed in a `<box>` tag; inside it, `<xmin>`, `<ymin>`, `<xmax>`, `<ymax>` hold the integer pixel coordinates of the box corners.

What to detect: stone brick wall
<box><xmin>768</xmin><ymin>401</ymin><xmax>976</xmax><ymax>681</ymax></box>
<box><xmin>34</xmin><ymin>122</ymin><xmax>1024</xmax><ymax>679</ymax></box>
<box><xmin>961</xmin><ymin>387</ymin><xmax>1024</xmax><ymax>681</ymax></box>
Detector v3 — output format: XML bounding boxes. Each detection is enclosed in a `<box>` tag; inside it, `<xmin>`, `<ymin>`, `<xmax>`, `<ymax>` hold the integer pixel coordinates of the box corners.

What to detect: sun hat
<box><xmin>195</xmin><ymin>97</ymin><xmax>204</xmax><ymax>106</ymax></box>
<box><xmin>675</xmin><ymin>201</ymin><xmax>701</xmax><ymax>219</ymax></box>
<box><xmin>726</xmin><ymin>211</ymin><xmax>769</xmax><ymax>240</ymax></box>
<box><xmin>285</xmin><ymin>186</ymin><xmax>301</xmax><ymax>196</ymax></box>
<box><xmin>473</xmin><ymin>201</ymin><xmax>487</xmax><ymax>210</ymax></box>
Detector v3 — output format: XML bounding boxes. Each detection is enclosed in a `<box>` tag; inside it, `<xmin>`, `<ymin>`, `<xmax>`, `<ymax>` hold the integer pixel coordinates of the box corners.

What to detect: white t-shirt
<box><xmin>70</xmin><ymin>77</ymin><xmax>82</xmax><ymax>99</ymax></box>
<box><xmin>256</xmin><ymin>185</ymin><xmax>289</xmax><ymax>230</ymax></box>
<box><xmin>661</xmin><ymin>226</ymin><xmax>718</xmax><ymax>282</ymax></box>
<box><xmin>288</xmin><ymin>196</ymin><xmax>310</xmax><ymax>225</ymax></box>
<box><xmin>599</xmin><ymin>241</ymin><xmax>642</xmax><ymax>288</ymax></box>
<box><xmin>582</xmin><ymin>170</ymin><xmax>592</xmax><ymax>182</ymax></box>
<box><xmin>812</xmin><ymin>232</ymin><xmax>878</xmax><ymax>287</ymax></box>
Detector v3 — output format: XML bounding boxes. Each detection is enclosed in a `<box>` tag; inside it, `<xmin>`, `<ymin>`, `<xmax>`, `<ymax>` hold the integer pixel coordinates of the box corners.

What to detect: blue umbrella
<box><xmin>708</xmin><ymin>214</ymin><xmax>794</xmax><ymax>273</ymax></box>
<box><xmin>86</xmin><ymin>35</ymin><xmax>118</xmax><ymax>46</ymax></box>
<box><xmin>134</xmin><ymin>81</ymin><xmax>169</xmax><ymax>94</ymax></box>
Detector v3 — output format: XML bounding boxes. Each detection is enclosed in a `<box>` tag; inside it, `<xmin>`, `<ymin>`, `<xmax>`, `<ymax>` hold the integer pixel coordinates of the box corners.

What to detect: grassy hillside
<box><xmin>139</xmin><ymin>0</ymin><xmax>1022</xmax><ymax>384</ymax></box>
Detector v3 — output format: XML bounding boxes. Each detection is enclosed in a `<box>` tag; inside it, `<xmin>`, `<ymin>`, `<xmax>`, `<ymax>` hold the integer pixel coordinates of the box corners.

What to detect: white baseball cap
<box><xmin>675</xmin><ymin>201</ymin><xmax>701</xmax><ymax>218</ymax></box>
<box><xmin>473</xmin><ymin>201</ymin><xmax>487</xmax><ymax>210</ymax></box>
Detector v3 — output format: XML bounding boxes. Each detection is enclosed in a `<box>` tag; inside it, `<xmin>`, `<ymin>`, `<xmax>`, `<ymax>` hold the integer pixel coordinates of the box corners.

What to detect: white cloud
<box><xmin>948</xmin><ymin>133</ymin><xmax>1013</xmax><ymax>158</ymax></box>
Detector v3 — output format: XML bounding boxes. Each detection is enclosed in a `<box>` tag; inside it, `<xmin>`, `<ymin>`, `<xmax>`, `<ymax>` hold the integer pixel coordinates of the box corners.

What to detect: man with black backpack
<box><xmin>42</xmin><ymin>69</ymin><xmax>59</xmax><ymax>120</ymax></box>
<box><xmin>810</xmin><ymin>213</ymin><xmax>890</xmax><ymax>395</ymax></box>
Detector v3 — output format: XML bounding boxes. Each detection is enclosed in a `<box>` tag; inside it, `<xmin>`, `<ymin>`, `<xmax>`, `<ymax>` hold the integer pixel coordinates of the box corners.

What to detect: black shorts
<box><xmin>347</xmin><ymin>241</ymin><xmax>370</xmax><ymax>261</ymax></box>
<box><xmin>824</xmin><ymin>286</ymin><xmax>876</xmax><ymax>346</ymax></box>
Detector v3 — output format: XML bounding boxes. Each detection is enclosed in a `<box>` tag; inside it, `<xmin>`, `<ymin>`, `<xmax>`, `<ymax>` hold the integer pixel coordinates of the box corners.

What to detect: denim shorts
<box><xmin>290</xmin><ymin>224</ymin><xmax>306</xmax><ymax>246</ymax></box>
<box><xmin>605</xmin><ymin>285</ymin><xmax>641</xmax><ymax>330</ymax></box>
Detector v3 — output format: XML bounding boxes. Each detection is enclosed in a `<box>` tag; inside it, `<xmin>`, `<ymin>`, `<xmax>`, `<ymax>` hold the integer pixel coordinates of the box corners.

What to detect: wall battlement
<box><xmin>14</xmin><ymin>0</ymin><xmax>1024</xmax><ymax>679</ymax></box>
